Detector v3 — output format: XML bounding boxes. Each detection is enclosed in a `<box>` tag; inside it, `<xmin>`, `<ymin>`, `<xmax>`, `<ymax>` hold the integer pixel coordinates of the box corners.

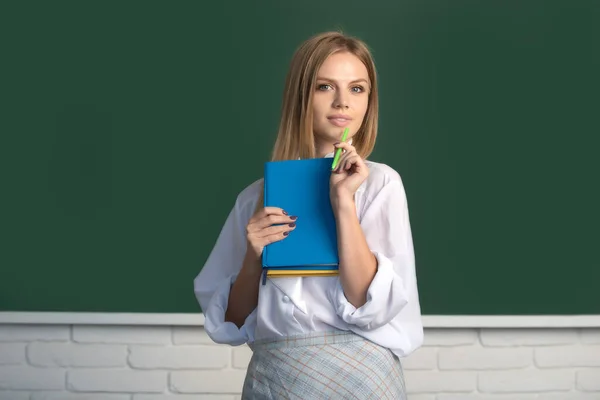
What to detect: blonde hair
<box><xmin>256</xmin><ymin>31</ymin><xmax>379</xmax><ymax>209</ymax></box>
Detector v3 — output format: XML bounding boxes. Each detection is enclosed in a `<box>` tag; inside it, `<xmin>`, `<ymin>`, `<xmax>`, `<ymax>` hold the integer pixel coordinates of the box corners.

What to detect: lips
<box><xmin>327</xmin><ymin>115</ymin><xmax>352</xmax><ymax>127</ymax></box>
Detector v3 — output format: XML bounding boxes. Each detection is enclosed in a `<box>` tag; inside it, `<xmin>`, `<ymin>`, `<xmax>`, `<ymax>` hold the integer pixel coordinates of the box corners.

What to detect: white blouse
<box><xmin>194</xmin><ymin>156</ymin><xmax>424</xmax><ymax>358</ymax></box>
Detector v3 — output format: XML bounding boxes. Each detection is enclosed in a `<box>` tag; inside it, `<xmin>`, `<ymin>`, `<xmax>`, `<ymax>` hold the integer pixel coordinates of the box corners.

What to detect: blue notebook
<box><xmin>262</xmin><ymin>158</ymin><xmax>339</xmax><ymax>271</ymax></box>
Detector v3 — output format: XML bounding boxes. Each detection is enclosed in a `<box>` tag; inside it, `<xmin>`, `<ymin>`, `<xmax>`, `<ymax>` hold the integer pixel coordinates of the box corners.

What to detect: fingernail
<box><xmin>288</xmin><ymin>223</ymin><xmax>296</xmax><ymax>227</ymax></box>
<box><xmin>282</xmin><ymin>210</ymin><xmax>288</xmax><ymax>215</ymax></box>
<box><xmin>283</xmin><ymin>231</ymin><xmax>289</xmax><ymax>236</ymax></box>
<box><xmin>334</xmin><ymin>142</ymin><xmax>340</xmax><ymax>146</ymax></box>
<box><xmin>290</xmin><ymin>216</ymin><xmax>298</xmax><ymax>220</ymax></box>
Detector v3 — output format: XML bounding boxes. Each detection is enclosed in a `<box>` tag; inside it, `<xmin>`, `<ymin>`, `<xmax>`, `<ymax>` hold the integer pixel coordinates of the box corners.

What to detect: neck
<box><xmin>315</xmin><ymin>139</ymin><xmax>335</xmax><ymax>158</ymax></box>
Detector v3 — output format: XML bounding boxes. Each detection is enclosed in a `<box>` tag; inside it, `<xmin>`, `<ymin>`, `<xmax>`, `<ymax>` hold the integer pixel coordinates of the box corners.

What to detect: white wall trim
<box><xmin>1</xmin><ymin>312</ymin><xmax>599</xmax><ymax>327</ymax></box>
<box><xmin>421</xmin><ymin>315</ymin><xmax>600</xmax><ymax>328</ymax></box>
<box><xmin>0</xmin><ymin>312</ymin><xmax>205</xmax><ymax>326</ymax></box>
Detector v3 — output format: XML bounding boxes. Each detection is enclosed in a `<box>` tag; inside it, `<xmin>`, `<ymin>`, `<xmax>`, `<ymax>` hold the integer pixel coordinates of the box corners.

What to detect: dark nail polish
<box><xmin>290</xmin><ymin>216</ymin><xmax>298</xmax><ymax>220</ymax></box>
<box><xmin>282</xmin><ymin>210</ymin><xmax>288</xmax><ymax>215</ymax></box>
<box><xmin>288</xmin><ymin>223</ymin><xmax>296</xmax><ymax>227</ymax></box>
<box><xmin>283</xmin><ymin>231</ymin><xmax>289</xmax><ymax>236</ymax></box>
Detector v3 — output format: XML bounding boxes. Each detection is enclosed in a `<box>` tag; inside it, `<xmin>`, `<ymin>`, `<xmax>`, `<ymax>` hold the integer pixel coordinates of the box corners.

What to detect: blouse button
<box><xmin>282</xmin><ymin>296</ymin><xmax>290</xmax><ymax>303</ymax></box>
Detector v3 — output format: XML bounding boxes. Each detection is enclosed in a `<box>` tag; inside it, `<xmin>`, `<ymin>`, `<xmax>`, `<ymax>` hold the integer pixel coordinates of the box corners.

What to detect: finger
<box><xmin>333</xmin><ymin>143</ymin><xmax>355</xmax><ymax>160</ymax></box>
<box><xmin>254</xmin><ymin>222</ymin><xmax>296</xmax><ymax>239</ymax></box>
<box><xmin>334</xmin><ymin>148</ymin><xmax>357</xmax><ymax>172</ymax></box>
<box><xmin>333</xmin><ymin>141</ymin><xmax>356</xmax><ymax>154</ymax></box>
<box><xmin>249</xmin><ymin>225</ymin><xmax>295</xmax><ymax>250</ymax></box>
<box><xmin>343</xmin><ymin>154</ymin><xmax>361</xmax><ymax>171</ymax></box>
<box><xmin>249</xmin><ymin>206</ymin><xmax>287</xmax><ymax>223</ymax></box>
<box><xmin>260</xmin><ymin>232</ymin><xmax>292</xmax><ymax>247</ymax></box>
<box><xmin>332</xmin><ymin>141</ymin><xmax>354</xmax><ymax>169</ymax></box>
<box><xmin>247</xmin><ymin>214</ymin><xmax>297</xmax><ymax>233</ymax></box>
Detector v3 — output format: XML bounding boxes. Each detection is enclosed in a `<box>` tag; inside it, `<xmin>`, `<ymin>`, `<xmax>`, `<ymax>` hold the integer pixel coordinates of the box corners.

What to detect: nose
<box><xmin>333</xmin><ymin>92</ymin><xmax>349</xmax><ymax>109</ymax></box>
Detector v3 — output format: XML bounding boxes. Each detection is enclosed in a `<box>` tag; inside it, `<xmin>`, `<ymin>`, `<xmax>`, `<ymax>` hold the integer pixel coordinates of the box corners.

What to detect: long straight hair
<box><xmin>256</xmin><ymin>31</ymin><xmax>379</xmax><ymax>209</ymax></box>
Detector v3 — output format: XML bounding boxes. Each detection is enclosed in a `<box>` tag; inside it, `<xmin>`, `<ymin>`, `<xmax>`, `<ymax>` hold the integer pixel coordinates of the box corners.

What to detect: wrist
<box><xmin>242</xmin><ymin>251</ymin><xmax>263</xmax><ymax>276</ymax></box>
<box><xmin>332</xmin><ymin>193</ymin><xmax>356</xmax><ymax>217</ymax></box>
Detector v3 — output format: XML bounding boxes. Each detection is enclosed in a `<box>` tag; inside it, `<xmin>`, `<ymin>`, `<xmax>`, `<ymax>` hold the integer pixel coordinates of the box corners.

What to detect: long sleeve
<box><xmin>194</xmin><ymin>184</ymin><xmax>259</xmax><ymax>345</ymax></box>
<box><xmin>328</xmin><ymin>177</ymin><xmax>417</xmax><ymax>331</ymax></box>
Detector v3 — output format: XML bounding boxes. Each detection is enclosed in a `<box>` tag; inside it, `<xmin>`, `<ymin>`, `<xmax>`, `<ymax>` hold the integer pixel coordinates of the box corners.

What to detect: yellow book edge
<box><xmin>266</xmin><ymin>270</ymin><xmax>339</xmax><ymax>278</ymax></box>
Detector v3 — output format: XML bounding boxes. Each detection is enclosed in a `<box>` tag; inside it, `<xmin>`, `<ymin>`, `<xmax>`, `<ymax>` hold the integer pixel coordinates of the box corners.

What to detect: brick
<box><xmin>423</xmin><ymin>329</ymin><xmax>477</xmax><ymax>346</ymax></box>
<box><xmin>439</xmin><ymin>346</ymin><xmax>532</xmax><ymax>370</ymax></box>
<box><xmin>535</xmin><ymin>345</ymin><xmax>600</xmax><ymax>368</ymax></box>
<box><xmin>0</xmin><ymin>392</ymin><xmax>30</xmax><ymax>400</ymax></box>
<box><xmin>31</xmin><ymin>393</ymin><xmax>131</xmax><ymax>400</ymax></box>
<box><xmin>0</xmin><ymin>325</ymin><xmax>69</xmax><ymax>342</ymax></box>
<box><xmin>480</xmin><ymin>329</ymin><xmax>577</xmax><ymax>347</ymax></box>
<box><xmin>577</xmin><ymin>369</ymin><xmax>600</xmax><ymax>391</ymax></box>
<box><xmin>0</xmin><ymin>366</ymin><xmax>64</xmax><ymax>390</ymax></box>
<box><xmin>581</xmin><ymin>329</ymin><xmax>600</xmax><ymax>344</ymax></box>
<box><xmin>172</xmin><ymin>327</ymin><xmax>214</xmax><ymax>345</ymax></box>
<box><xmin>27</xmin><ymin>342</ymin><xmax>127</xmax><ymax>367</ymax></box>
<box><xmin>404</xmin><ymin>371</ymin><xmax>476</xmax><ymax>393</ymax></box>
<box><xmin>73</xmin><ymin>326</ymin><xmax>171</xmax><ymax>344</ymax></box>
<box><xmin>405</xmin><ymin>396</ymin><xmax>435</xmax><ymax>400</ymax></box>
<box><xmin>0</xmin><ymin>343</ymin><xmax>26</xmax><ymax>365</ymax></box>
<box><xmin>539</xmin><ymin>394</ymin><xmax>600</xmax><ymax>400</ymax></box>
<box><xmin>129</xmin><ymin>345</ymin><xmax>228</xmax><ymax>369</ymax></box>
<box><xmin>438</xmin><ymin>395</ymin><xmax>538</xmax><ymax>400</ymax></box>
<box><xmin>401</xmin><ymin>347</ymin><xmax>437</xmax><ymax>370</ymax></box>
<box><xmin>68</xmin><ymin>369</ymin><xmax>166</xmax><ymax>393</ymax></box>
<box><xmin>170</xmin><ymin>370</ymin><xmax>247</xmax><ymax>393</ymax></box>
<box><xmin>134</xmin><ymin>396</ymin><xmax>236</xmax><ymax>400</ymax></box>
<box><xmin>232</xmin><ymin>345</ymin><xmax>252</xmax><ymax>369</ymax></box>
<box><xmin>478</xmin><ymin>370</ymin><xmax>573</xmax><ymax>393</ymax></box>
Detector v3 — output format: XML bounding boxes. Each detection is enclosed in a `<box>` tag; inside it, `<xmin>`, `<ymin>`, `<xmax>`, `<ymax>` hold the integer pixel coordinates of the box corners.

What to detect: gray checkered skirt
<box><xmin>241</xmin><ymin>330</ymin><xmax>406</xmax><ymax>399</ymax></box>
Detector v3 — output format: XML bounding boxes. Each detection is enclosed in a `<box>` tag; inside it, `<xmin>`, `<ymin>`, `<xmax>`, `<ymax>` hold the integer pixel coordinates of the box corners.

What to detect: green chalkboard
<box><xmin>1</xmin><ymin>1</ymin><xmax>599</xmax><ymax>315</ymax></box>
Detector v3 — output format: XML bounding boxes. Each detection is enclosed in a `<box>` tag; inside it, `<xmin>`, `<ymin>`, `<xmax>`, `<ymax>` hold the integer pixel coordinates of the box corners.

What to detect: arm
<box><xmin>333</xmin><ymin>195</ymin><xmax>377</xmax><ymax>308</ymax></box>
<box><xmin>195</xmin><ymin>188</ymin><xmax>297</xmax><ymax>342</ymax></box>
<box><xmin>330</xmin><ymin>141</ymin><xmax>378</xmax><ymax>308</ymax></box>
<box><xmin>225</xmin><ymin>205</ymin><xmax>297</xmax><ymax>327</ymax></box>
<box><xmin>329</xmin><ymin>142</ymin><xmax>417</xmax><ymax>331</ymax></box>
<box><xmin>194</xmin><ymin>196</ymin><xmax>255</xmax><ymax>345</ymax></box>
<box><xmin>330</xmin><ymin>179</ymin><xmax>416</xmax><ymax>331</ymax></box>
<box><xmin>224</xmin><ymin>253</ymin><xmax>262</xmax><ymax>328</ymax></box>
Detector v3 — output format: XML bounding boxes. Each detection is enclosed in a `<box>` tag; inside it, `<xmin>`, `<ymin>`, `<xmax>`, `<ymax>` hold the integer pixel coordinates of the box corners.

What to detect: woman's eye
<box><xmin>352</xmin><ymin>86</ymin><xmax>365</xmax><ymax>93</ymax></box>
<box><xmin>318</xmin><ymin>84</ymin><xmax>332</xmax><ymax>91</ymax></box>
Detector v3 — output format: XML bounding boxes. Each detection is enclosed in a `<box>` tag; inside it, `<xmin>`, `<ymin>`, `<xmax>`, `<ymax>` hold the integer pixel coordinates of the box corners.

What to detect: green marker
<box><xmin>331</xmin><ymin>127</ymin><xmax>349</xmax><ymax>170</ymax></box>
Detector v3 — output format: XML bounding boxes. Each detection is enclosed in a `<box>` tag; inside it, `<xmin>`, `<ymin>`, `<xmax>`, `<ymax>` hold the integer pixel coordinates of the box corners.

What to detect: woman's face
<box><xmin>312</xmin><ymin>51</ymin><xmax>370</xmax><ymax>152</ymax></box>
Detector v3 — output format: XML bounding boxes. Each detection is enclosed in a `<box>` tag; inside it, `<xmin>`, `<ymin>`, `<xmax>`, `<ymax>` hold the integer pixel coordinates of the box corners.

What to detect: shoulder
<box><xmin>363</xmin><ymin>160</ymin><xmax>405</xmax><ymax>194</ymax></box>
<box><xmin>233</xmin><ymin>177</ymin><xmax>263</xmax><ymax>217</ymax></box>
<box><xmin>359</xmin><ymin>160</ymin><xmax>409</xmax><ymax>212</ymax></box>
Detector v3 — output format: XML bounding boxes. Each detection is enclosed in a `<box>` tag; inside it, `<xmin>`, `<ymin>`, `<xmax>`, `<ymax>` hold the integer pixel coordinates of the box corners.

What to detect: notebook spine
<box><xmin>261</xmin><ymin>269</ymin><xmax>267</xmax><ymax>285</ymax></box>
<box><xmin>261</xmin><ymin>163</ymin><xmax>269</xmax><ymax>285</ymax></box>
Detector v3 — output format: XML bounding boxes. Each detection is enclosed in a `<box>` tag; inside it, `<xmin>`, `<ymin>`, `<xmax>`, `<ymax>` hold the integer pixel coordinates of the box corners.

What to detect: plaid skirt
<box><xmin>242</xmin><ymin>330</ymin><xmax>406</xmax><ymax>400</ymax></box>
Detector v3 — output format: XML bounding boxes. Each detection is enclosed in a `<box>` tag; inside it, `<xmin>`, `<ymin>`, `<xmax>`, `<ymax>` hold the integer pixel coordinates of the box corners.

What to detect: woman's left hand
<box><xmin>330</xmin><ymin>142</ymin><xmax>369</xmax><ymax>207</ymax></box>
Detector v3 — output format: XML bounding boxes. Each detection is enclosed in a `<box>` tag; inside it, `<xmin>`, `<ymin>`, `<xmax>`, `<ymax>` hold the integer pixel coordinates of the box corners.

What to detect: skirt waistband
<box><xmin>249</xmin><ymin>330</ymin><xmax>364</xmax><ymax>351</ymax></box>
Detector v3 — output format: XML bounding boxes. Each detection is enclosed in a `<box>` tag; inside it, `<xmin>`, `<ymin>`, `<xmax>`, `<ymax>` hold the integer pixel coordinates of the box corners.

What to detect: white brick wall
<box><xmin>0</xmin><ymin>324</ymin><xmax>599</xmax><ymax>399</ymax></box>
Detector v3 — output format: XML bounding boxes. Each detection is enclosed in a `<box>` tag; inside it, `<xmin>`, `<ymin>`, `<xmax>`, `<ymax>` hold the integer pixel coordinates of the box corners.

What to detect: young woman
<box><xmin>195</xmin><ymin>31</ymin><xmax>423</xmax><ymax>399</ymax></box>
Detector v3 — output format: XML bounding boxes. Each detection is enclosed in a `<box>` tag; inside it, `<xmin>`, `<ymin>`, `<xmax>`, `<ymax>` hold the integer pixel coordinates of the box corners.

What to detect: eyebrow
<box><xmin>317</xmin><ymin>77</ymin><xmax>370</xmax><ymax>85</ymax></box>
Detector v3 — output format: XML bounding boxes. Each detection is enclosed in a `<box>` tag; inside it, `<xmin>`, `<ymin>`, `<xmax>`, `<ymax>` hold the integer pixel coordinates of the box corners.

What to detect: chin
<box><xmin>315</xmin><ymin>126</ymin><xmax>354</xmax><ymax>143</ymax></box>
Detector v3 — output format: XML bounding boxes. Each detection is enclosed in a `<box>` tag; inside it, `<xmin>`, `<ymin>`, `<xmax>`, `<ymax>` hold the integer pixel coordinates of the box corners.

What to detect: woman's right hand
<box><xmin>245</xmin><ymin>207</ymin><xmax>297</xmax><ymax>261</ymax></box>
